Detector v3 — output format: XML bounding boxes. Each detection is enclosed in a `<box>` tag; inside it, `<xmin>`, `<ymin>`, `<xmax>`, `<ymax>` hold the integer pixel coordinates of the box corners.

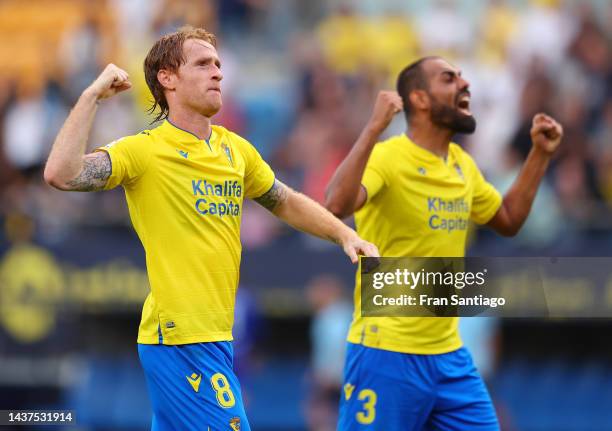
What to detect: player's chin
<box><xmin>453</xmin><ymin>112</ymin><xmax>477</xmax><ymax>134</ymax></box>
<box><xmin>202</xmin><ymin>100</ymin><xmax>222</xmax><ymax>117</ymax></box>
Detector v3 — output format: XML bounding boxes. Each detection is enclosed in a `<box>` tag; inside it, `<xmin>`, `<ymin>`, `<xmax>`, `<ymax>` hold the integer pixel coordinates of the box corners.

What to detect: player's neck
<box><xmin>167</xmin><ymin>108</ymin><xmax>212</xmax><ymax>141</ymax></box>
<box><xmin>407</xmin><ymin>122</ymin><xmax>453</xmax><ymax>158</ymax></box>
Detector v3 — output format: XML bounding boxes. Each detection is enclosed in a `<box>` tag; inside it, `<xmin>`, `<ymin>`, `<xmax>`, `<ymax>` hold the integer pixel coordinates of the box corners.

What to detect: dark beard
<box><xmin>430</xmin><ymin>99</ymin><xmax>476</xmax><ymax>134</ymax></box>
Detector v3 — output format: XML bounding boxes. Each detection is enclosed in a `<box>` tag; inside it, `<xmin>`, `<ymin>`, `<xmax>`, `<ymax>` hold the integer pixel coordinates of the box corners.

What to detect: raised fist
<box><xmin>368</xmin><ymin>90</ymin><xmax>403</xmax><ymax>132</ymax></box>
<box><xmin>86</xmin><ymin>63</ymin><xmax>132</xmax><ymax>100</ymax></box>
<box><xmin>530</xmin><ymin>113</ymin><xmax>563</xmax><ymax>155</ymax></box>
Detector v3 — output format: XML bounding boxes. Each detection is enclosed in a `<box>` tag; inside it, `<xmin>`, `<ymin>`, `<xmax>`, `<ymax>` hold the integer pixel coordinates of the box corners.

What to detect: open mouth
<box><xmin>457</xmin><ymin>94</ymin><xmax>471</xmax><ymax>115</ymax></box>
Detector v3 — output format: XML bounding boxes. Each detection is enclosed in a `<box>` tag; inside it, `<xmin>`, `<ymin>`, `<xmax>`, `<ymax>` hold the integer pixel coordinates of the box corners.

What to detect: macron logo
<box><xmin>177</xmin><ymin>149</ymin><xmax>189</xmax><ymax>159</ymax></box>
<box><xmin>186</xmin><ymin>373</ymin><xmax>202</xmax><ymax>392</ymax></box>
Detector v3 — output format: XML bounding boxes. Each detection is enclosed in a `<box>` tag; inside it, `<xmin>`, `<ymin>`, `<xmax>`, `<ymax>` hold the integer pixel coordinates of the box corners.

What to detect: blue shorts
<box><xmin>338</xmin><ymin>343</ymin><xmax>499</xmax><ymax>431</ymax></box>
<box><xmin>138</xmin><ymin>342</ymin><xmax>249</xmax><ymax>431</ymax></box>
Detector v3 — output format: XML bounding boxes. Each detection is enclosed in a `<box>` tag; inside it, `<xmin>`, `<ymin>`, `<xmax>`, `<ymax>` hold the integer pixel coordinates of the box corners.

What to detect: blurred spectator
<box><xmin>416</xmin><ymin>0</ymin><xmax>474</xmax><ymax>59</ymax></box>
<box><xmin>152</xmin><ymin>0</ymin><xmax>218</xmax><ymax>36</ymax></box>
<box><xmin>476</xmin><ymin>0</ymin><xmax>518</xmax><ymax>68</ymax></box>
<box><xmin>595</xmin><ymin>101</ymin><xmax>612</xmax><ymax>206</ymax></box>
<box><xmin>509</xmin><ymin>0</ymin><xmax>576</xmax><ymax>71</ymax></box>
<box><xmin>315</xmin><ymin>5</ymin><xmax>371</xmax><ymax>77</ymax></box>
<box><xmin>3</xmin><ymin>78</ymin><xmax>51</xmax><ymax>173</ymax></box>
<box><xmin>459</xmin><ymin>317</ymin><xmax>500</xmax><ymax>381</ymax></box>
<box><xmin>508</xmin><ymin>65</ymin><xmax>554</xmax><ymax>161</ymax></box>
<box><xmin>305</xmin><ymin>274</ymin><xmax>352</xmax><ymax>431</ymax></box>
<box><xmin>233</xmin><ymin>284</ymin><xmax>264</xmax><ymax>380</ymax></box>
<box><xmin>59</xmin><ymin>16</ymin><xmax>106</xmax><ymax>102</ymax></box>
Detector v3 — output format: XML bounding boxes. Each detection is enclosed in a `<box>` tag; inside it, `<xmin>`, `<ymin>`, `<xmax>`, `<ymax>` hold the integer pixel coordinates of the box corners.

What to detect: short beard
<box><xmin>430</xmin><ymin>99</ymin><xmax>476</xmax><ymax>134</ymax></box>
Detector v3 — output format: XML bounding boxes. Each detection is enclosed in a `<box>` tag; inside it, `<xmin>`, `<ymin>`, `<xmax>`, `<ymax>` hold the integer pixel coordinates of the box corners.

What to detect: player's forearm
<box><xmin>325</xmin><ymin>124</ymin><xmax>380</xmax><ymax>218</ymax></box>
<box><xmin>44</xmin><ymin>89</ymin><xmax>99</xmax><ymax>187</ymax></box>
<box><xmin>500</xmin><ymin>146</ymin><xmax>551</xmax><ymax>234</ymax></box>
<box><xmin>276</xmin><ymin>189</ymin><xmax>359</xmax><ymax>246</ymax></box>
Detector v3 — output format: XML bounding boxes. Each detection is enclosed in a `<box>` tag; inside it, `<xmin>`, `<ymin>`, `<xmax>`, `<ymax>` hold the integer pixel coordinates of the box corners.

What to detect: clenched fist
<box><xmin>368</xmin><ymin>90</ymin><xmax>403</xmax><ymax>133</ymax></box>
<box><xmin>85</xmin><ymin>63</ymin><xmax>132</xmax><ymax>101</ymax></box>
<box><xmin>530</xmin><ymin>113</ymin><xmax>563</xmax><ymax>155</ymax></box>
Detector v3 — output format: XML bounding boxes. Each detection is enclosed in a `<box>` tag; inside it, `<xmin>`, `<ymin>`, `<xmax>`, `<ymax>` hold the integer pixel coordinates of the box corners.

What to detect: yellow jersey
<box><xmin>97</xmin><ymin>120</ymin><xmax>275</xmax><ymax>345</ymax></box>
<box><xmin>348</xmin><ymin>134</ymin><xmax>502</xmax><ymax>354</ymax></box>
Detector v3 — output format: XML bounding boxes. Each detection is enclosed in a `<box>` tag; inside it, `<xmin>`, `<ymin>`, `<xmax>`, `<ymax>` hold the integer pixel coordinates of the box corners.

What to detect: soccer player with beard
<box><xmin>326</xmin><ymin>56</ymin><xmax>563</xmax><ymax>430</ymax></box>
<box><xmin>44</xmin><ymin>26</ymin><xmax>378</xmax><ymax>430</ymax></box>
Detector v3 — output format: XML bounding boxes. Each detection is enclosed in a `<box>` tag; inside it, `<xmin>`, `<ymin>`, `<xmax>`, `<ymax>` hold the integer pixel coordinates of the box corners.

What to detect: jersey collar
<box><xmin>401</xmin><ymin>134</ymin><xmax>454</xmax><ymax>166</ymax></box>
<box><xmin>159</xmin><ymin>120</ymin><xmax>214</xmax><ymax>147</ymax></box>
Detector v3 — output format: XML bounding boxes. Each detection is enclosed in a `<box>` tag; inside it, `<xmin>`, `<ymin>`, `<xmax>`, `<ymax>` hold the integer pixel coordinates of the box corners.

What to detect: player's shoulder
<box><xmin>99</xmin><ymin>129</ymin><xmax>153</xmax><ymax>152</ymax></box>
<box><xmin>379</xmin><ymin>134</ymin><xmax>405</xmax><ymax>147</ymax></box>
<box><xmin>375</xmin><ymin>134</ymin><xmax>403</xmax><ymax>150</ymax></box>
<box><xmin>122</xmin><ymin>129</ymin><xmax>155</xmax><ymax>144</ymax></box>
<box><xmin>370</xmin><ymin>134</ymin><xmax>405</xmax><ymax>160</ymax></box>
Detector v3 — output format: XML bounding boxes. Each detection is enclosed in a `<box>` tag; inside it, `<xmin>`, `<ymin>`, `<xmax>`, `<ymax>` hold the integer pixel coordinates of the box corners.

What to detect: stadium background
<box><xmin>0</xmin><ymin>0</ymin><xmax>611</xmax><ymax>429</ymax></box>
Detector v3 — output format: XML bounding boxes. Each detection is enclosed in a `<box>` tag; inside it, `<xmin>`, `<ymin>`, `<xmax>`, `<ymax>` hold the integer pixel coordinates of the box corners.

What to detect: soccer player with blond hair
<box><xmin>44</xmin><ymin>26</ymin><xmax>378</xmax><ymax>430</ymax></box>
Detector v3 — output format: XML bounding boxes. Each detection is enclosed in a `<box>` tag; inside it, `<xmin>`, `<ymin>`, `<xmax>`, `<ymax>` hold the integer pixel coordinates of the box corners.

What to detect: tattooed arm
<box><xmin>62</xmin><ymin>152</ymin><xmax>112</xmax><ymax>191</ymax></box>
<box><xmin>254</xmin><ymin>180</ymin><xmax>379</xmax><ymax>263</ymax></box>
<box><xmin>44</xmin><ymin>64</ymin><xmax>131</xmax><ymax>191</ymax></box>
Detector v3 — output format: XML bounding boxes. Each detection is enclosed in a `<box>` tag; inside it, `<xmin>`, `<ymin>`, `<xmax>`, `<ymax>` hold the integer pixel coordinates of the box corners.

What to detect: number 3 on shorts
<box><xmin>356</xmin><ymin>389</ymin><xmax>377</xmax><ymax>424</ymax></box>
<box><xmin>210</xmin><ymin>372</ymin><xmax>236</xmax><ymax>408</ymax></box>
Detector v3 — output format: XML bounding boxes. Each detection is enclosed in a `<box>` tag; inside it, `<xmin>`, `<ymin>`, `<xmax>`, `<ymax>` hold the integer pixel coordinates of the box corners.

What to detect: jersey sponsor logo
<box><xmin>186</xmin><ymin>373</ymin><xmax>202</xmax><ymax>392</ymax></box>
<box><xmin>229</xmin><ymin>417</ymin><xmax>241</xmax><ymax>430</ymax></box>
<box><xmin>344</xmin><ymin>383</ymin><xmax>355</xmax><ymax>400</ymax></box>
<box><xmin>177</xmin><ymin>149</ymin><xmax>189</xmax><ymax>159</ymax></box>
<box><xmin>192</xmin><ymin>180</ymin><xmax>242</xmax><ymax>198</ymax></box>
<box><xmin>192</xmin><ymin>179</ymin><xmax>243</xmax><ymax>218</ymax></box>
<box><xmin>427</xmin><ymin>197</ymin><xmax>469</xmax><ymax>232</ymax></box>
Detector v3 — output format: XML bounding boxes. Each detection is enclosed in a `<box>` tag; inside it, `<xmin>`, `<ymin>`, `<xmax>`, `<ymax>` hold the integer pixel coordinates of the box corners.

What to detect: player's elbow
<box><xmin>43</xmin><ymin>165</ymin><xmax>70</xmax><ymax>190</ymax></box>
<box><xmin>495</xmin><ymin>223</ymin><xmax>520</xmax><ymax>237</ymax></box>
<box><xmin>43</xmin><ymin>165</ymin><xmax>60</xmax><ymax>188</ymax></box>
<box><xmin>324</xmin><ymin>198</ymin><xmax>350</xmax><ymax>219</ymax></box>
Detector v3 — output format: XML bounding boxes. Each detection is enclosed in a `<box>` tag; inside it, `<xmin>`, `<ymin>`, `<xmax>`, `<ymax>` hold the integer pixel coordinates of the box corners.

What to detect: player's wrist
<box><xmin>337</xmin><ymin>228</ymin><xmax>359</xmax><ymax>247</ymax></box>
<box><xmin>530</xmin><ymin>143</ymin><xmax>555</xmax><ymax>158</ymax></box>
<box><xmin>366</xmin><ymin>119</ymin><xmax>388</xmax><ymax>135</ymax></box>
<box><xmin>362</xmin><ymin>121</ymin><xmax>387</xmax><ymax>144</ymax></box>
<box><xmin>81</xmin><ymin>86</ymin><xmax>102</xmax><ymax>103</ymax></box>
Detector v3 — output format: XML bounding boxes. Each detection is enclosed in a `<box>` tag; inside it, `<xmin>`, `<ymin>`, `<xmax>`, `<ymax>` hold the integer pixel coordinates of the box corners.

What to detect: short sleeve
<box><xmin>95</xmin><ymin>133</ymin><xmax>152</xmax><ymax>190</ymax></box>
<box><xmin>470</xmin><ymin>162</ymin><xmax>502</xmax><ymax>225</ymax></box>
<box><xmin>233</xmin><ymin>135</ymin><xmax>275</xmax><ymax>199</ymax></box>
<box><xmin>361</xmin><ymin>144</ymin><xmax>389</xmax><ymax>202</ymax></box>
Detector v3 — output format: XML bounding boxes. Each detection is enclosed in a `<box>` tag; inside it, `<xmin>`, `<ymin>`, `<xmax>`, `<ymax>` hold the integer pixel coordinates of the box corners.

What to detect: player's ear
<box><xmin>409</xmin><ymin>90</ymin><xmax>429</xmax><ymax>111</ymax></box>
<box><xmin>157</xmin><ymin>69</ymin><xmax>176</xmax><ymax>91</ymax></box>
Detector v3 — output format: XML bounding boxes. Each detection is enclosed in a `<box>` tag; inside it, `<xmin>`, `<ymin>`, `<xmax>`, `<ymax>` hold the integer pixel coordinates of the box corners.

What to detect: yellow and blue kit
<box><xmin>339</xmin><ymin>134</ymin><xmax>502</xmax><ymax>430</ymax></box>
<box><xmin>98</xmin><ymin>120</ymin><xmax>275</xmax><ymax>430</ymax></box>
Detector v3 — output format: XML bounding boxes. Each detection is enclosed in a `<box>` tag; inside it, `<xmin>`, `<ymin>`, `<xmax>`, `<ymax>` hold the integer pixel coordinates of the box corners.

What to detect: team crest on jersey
<box><xmin>221</xmin><ymin>142</ymin><xmax>234</xmax><ymax>167</ymax></box>
<box><xmin>229</xmin><ymin>417</ymin><xmax>241</xmax><ymax>430</ymax></box>
<box><xmin>418</xmin><ymin>167</ymin><xmax>427</xmax><ymax>175</ymax></box>
<box><xmin>454</xmin><ymin>163</ymin><xmax>464</xmax><ymax>181</ymax></box>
